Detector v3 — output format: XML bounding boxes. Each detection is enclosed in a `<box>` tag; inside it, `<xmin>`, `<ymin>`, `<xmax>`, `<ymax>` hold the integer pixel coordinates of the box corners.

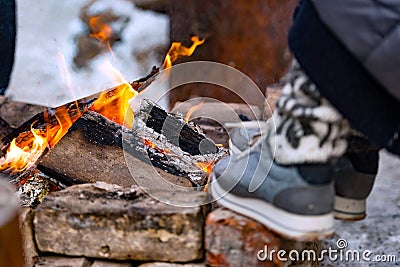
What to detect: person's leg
<box><xmin>0</xmin><ymin>0</ymin><xmax>16</xmax><ymax>95</ymax></box>
<box><xmin>211</xmin><ymin>61</ymin><xmax>378</xmax><ymax>240</ymax></box>
<box><xmin>269</xmin><ymin>61</ymin><xmax>350</xmax><ymax>165</ymax></box>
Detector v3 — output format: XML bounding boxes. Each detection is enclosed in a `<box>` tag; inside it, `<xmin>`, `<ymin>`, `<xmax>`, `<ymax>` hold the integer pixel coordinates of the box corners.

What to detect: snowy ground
<box><xmin>7</xmin><ymin>0</ymin><xmax>169</xmax><ymax>108</ymax></box>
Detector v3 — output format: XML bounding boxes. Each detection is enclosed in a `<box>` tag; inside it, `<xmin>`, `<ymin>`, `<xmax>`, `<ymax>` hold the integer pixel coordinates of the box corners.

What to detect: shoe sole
<box><xmin>334</xmin><ymin>196</ymin><xmax>366</xmax><ymax>221</ymax></box>
<box><xmin>211</xmin><ymin>175</ymin><xmax>334</xmax><ymax>241</ymax></box>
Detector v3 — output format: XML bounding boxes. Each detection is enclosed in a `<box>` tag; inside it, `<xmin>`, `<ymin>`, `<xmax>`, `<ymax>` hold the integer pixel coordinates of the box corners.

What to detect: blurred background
<box><xmin>6</xmin><ymin>0</ymin><xmax>296</xmax><ymax>109</ymax></box>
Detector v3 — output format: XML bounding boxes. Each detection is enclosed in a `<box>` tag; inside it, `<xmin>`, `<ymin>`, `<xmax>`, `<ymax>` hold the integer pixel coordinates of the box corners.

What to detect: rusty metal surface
<box><xmin>168</xmin><ymin>0</ymin><xmax>297</xmax><ymax>107</ymax></box>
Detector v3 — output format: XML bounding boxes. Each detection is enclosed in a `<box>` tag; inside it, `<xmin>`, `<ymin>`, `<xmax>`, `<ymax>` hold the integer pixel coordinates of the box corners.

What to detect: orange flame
<box><xmin>0</xmin><ymin>107</ymin><xmax>82</xmax><ymax>174</ymax></box>
<box><xmin>89</xmin><ymin>16</ymin><xmax>113</xmax><ymax>44</ymax></box>
<box><xmin>196</xmin><ymin>161</ymin><xmax>214</xmax><ymax>174</ymax></box>
<box><xmin>90</xmin><ymin>62</ymin><xmax>137</xmax><ymax>127</ymax></box>
<box><xmin>92</xmin><ymin>37</ymin><xmax>205</xmax><ymax>127</ymax></box>
<box><xmin>185</xmin><ymin>101</ymin><xmax>204</xmax><ymax>123</ymax></box>
<box><xmin>89</xmin><ymin>16</ymin><xmax>114</xmax><ymax>55</ymax></box>
<box><xmin>162</xmin><ymin>36</ymin><xmax>205</xmax><ymax>69</ymax></box>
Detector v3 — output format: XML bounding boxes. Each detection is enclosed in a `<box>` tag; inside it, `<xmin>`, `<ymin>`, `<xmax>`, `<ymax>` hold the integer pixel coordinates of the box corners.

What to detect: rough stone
<box><xmin>34</xmin><ymin>256</ymin><xmax>90</xmax><ymax>267</ymax></box>
<box><xmin>19</xmin><ymin>208</ymin><xmax>38</xmax><ymax>267</ymax></box>
<box><xmin>34</xmin><ymin>182</ymin><xmax>209</xmax><ymax>262</ymax></box>
<box><xmin>91</xmin><ymin>261</ymin><xmax>133</xmax><ymax>267</ymax></box>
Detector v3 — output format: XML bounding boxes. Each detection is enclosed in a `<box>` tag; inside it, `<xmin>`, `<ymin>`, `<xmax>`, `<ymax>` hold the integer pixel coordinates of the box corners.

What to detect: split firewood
<box><xmin>0</xmin><ymin>67</ymin><xmax>159</xmax><ymax>183</ymax></box>
<box><xmin>39</xmin><ymin>110</ymin><xmax>195</xmax><ymax>188</ymax></box>
<box><xmin>39</xmin><ymin>104</ymin><xmax>225</xmax><ymax>189</ymax></box>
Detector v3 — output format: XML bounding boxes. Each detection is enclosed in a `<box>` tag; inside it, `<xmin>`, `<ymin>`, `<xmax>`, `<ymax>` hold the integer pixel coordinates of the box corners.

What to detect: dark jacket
<box><xmin>289</xmin><ymin>0</ymin><xmax>400</xmax><ymax>156</ymax></box>
<box><xmin>0</xmin><ymin>0</ymin><xmax>16</xmax><ymax>95</ymax></box>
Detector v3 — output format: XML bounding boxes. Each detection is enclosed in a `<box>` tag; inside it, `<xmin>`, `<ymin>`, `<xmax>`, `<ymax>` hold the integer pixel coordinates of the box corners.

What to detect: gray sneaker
<box><xmin>211</xmin><ymin>128</ymin><xmax>335</xmax><ymax>241</ymax></box>
<box><xmin>226</xmin><ymin>121</ymin><xmax>378</xmax><ymax>221</ymax></box>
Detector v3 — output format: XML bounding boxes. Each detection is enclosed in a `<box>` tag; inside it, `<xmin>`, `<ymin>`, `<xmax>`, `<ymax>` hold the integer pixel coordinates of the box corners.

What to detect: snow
<box><xmin>7</xmin><ymin>0</ymin><xmax>169</xmax><ymax>108</ymax></box>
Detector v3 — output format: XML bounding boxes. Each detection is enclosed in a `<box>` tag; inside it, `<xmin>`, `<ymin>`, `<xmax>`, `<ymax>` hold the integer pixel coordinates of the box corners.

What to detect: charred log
<box><xmin>137</xmin><ymin>99</ymin><xmax>218</xmax><ymax>155</ymax></box>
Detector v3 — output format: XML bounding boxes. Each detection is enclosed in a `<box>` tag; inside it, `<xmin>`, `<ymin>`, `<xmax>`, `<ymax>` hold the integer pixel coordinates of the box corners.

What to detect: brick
<box><xmin>205</xmin><ymin>208</ymin><xmax>321</xmax><ymax>267</ymax></box>
<box><xmin>205</xmin><ymin>208</ymin><xmax>280</xmax><ymax>267</ymax></box>
<box><xmin>34</xmin><ymin>182</ymin><xmax>209</xmax><ymax>262</ymax></box>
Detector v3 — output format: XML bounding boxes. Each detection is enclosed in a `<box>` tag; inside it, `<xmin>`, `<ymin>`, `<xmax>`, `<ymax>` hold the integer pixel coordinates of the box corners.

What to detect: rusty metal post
<box><xmin>168</xmin><ymin>0</ymin><xmax>297</xmax><ymax>108</ymax></box>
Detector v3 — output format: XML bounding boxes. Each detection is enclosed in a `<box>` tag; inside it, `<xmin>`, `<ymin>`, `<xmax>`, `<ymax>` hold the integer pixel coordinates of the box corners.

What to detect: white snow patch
<box><xmin>8</xmin><ymin>0</ymin><xmax>169</xmax><ymax>108</ymax></box>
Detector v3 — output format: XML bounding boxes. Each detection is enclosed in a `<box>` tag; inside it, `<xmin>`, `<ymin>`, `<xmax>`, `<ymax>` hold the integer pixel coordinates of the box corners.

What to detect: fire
<box><xmin>89</xmin><ymin>16</ymin><xmax>113</xmax><ymax>44</ymax></box>
<box><xmin>185</xmin><ymin>101</ymin><xmax>204</xmax><ymax>123</ymax></box>
<box><xmin>162</xmin><ymin>36</ymin><xmax>205</xmax><ymax>69</ymax></box>
<box><xmin>196</xmin><ymin>161</ymin><xmax>214</xmax><ymax>192</ymax></box>
<box><xmin>0</xmin><ymin>128</ymin><xmax>47</xmax><ymax>174</ymax></box>
<box><xmin>143</xmin><ymin>139</ymin><xmax>171</xmax><ymax>154</ymax></box>
<box><xmin>92</xmin><ymin>37</ymin><xmax>205</xmax><ymax>127</ymax></box>
<box><xmin>196</xmin><ymin>161</ymin><xmax>213</xmax><ymax>174</ymax></box>
<box><xmin>0</xmin><ymin>106</ymin><xmax>82</xmax><ymax>174</ymax></box>
<box><xmin>0</xmin><ymin>37</ymin><xmax>205</xmax><ymax>175</ymax></box>
<box><xmin>90</xmin><ymin>61</ymin><xmax>137</xmax><ymax>127</ymax></box>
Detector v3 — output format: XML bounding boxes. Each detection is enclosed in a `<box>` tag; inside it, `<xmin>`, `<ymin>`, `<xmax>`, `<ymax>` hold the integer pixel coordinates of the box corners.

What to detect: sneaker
<box><xmin>226</xmin><ymin>121</ymin><xmax>378</xmax><ymax>221</ymax></box>
<box><xmin>333</xmin><ymin>146</ymin><xmax>378</xmax><ymax>220</ymax></box>
<box><xmin>210</xmin><ymin>127</ymin><xmax>335</xmax><ymax>241</ymax></box>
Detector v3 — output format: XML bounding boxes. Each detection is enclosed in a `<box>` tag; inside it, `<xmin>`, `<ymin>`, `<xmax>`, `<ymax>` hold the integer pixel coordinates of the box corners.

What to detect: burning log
<box><xmin>0</xmin><ymin>101</ymin><xmax>89</xmax><ymax>183</ymax></box>
<box><xmin>39</xmin><ymin>100</ymin><xmax>224</xmax><ymax>189</ymax></box>
<box><xmin>0</xmin><ymin>96</ymin><xmax>46</xmax><ymax>128</ymax></box>
<box><xmin>1</xmin><ymin>36</ymin><xmax>210</xmax><ymax>197</ymax></box>
<box><xmin>135</xmin><ymin>99</ymin><xmax>218</xmax><ymax>156</ymax></box>
<box><xmin>38</xmin><ymin>110</ymin><xmax>195</xmax><ymax>188</ymax></box>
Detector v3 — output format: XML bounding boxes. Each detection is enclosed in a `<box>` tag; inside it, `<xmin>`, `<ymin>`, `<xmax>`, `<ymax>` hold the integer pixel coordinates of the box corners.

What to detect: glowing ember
<box><xmin>0</xmin><ymin>106</ymin><xmax>83</xmax><ymax>174</ymax></box>
<box><xmin>197</xmin><ymin>161</ymin><xmax>214</xmax><ymax>192</ymax></box>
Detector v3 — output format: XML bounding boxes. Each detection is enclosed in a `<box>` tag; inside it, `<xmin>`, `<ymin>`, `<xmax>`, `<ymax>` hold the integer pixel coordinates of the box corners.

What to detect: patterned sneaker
<box><xmin>211</xmin><ymin>127</ymin><xmax>335</xmax><ymax>241</ymax></box>
<box><xmin>227</xmin><ymin>121</ymin><xmax>378</xmax><ymax>221</ymax></box>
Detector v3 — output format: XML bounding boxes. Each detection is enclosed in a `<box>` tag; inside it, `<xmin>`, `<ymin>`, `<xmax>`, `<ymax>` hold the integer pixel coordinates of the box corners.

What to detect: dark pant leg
<box><xmin>0</xmin><ymin>0</ymin><xmax>16</xmax><ymax>95</ymax></box>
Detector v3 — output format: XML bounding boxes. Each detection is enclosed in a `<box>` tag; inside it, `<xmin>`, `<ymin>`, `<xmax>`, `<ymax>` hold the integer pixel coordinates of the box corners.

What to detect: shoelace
<box><xmin>225</xmin><ymin>119</ymin><xmax>274</xmax><ymax>160</ymax></box>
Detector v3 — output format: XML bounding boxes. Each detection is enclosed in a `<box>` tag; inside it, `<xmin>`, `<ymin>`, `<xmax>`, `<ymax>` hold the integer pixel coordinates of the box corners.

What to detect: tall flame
<box><xmin>90</xmin><ymin>61</ymin><xmax>137</xmax><ymax>127</ymax></box>
<box><xmin>92</xmin><ymin>36</ymin><xmax>205</xmax><ymax>127</ymax></box>
<box><xmin>162</xmin><ymin>36</ymin><xmax>205</xmax><ymax>69</ymax></box>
